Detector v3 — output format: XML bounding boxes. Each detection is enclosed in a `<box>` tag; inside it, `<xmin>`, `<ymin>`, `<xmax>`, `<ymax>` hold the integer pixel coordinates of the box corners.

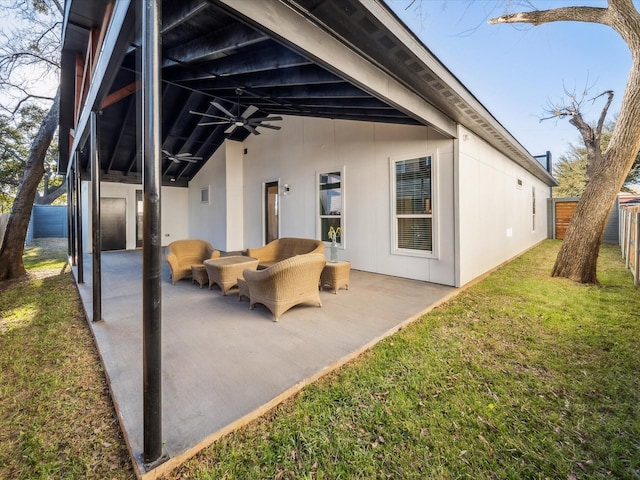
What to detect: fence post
<box><xmin>635</xmin><ymin>212</ymin><xmax>640</xmax><ymax>286</ymax></box>
<box><xmin>626</xmin><ymin>209</ymin><xmax>632</xmax><ymax>268</ymax></box>
<box><xmin>620</xmin><ymin>208</ymin><xmax>626</xmax><ymax>257</ymax></box>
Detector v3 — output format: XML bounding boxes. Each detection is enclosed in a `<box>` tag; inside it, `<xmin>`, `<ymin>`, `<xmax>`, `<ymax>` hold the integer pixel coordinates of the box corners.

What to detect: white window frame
<box><xmin>316</xmin><ymin>167</ymin><xmax>345</xmax><ymax>248</ymax></box>
<box><xmin>390</xmin><ymin>152</ymin><xmax>438</xmax><ymax>259</ymax></box>
<box><xmin>532</xmin><ymin>185</ymin><xmax>536</xmax><ymax>232</ymax></box>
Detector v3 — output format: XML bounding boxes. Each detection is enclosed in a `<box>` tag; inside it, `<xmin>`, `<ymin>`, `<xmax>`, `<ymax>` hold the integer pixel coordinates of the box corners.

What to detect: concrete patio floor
<box><xmin>73</xmin><ymin>250</ymin><xmax>457</xmax><ymax>478</ymax></box>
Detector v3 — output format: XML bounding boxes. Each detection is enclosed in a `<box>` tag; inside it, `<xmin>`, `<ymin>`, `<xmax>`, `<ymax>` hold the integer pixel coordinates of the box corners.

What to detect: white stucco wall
<box><xmin>456</xmin><ymin>126</ymin><xmax>551</xmax><ymax>286</ymax></box>
<box><xmin>81</xmin><ymin>181</ymin><xmax>189</xmax><ymax>253</ymax></box>
<box><xmin>185</xmin><ymin>117</ymin><xmax>552</xmax><ymax>287</ymax></box>
<box><xmin>237</xmin><ymin>116</ymin><xmax>457</xmax><ymax>285</ymax></box>
<box><xmin>188</xmin><ymin>140</ymin><xmax>245</xmax><ymax>251</ymax></box>
<box><xmin>79</xmin><ymin>120</ymin><xmax>550</xmax><ymax>287</ymax></box>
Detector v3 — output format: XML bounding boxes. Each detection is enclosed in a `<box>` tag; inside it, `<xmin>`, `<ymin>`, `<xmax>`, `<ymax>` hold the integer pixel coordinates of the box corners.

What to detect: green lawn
<box><xmin>1</xmin><ymin>240</ymin><xmax>638</xmax><ymax>479</ymax></box>
<box><xmin>0</xmin><ymin>239</ymin><xmax>133</xmax><ymax>479</ymax></box>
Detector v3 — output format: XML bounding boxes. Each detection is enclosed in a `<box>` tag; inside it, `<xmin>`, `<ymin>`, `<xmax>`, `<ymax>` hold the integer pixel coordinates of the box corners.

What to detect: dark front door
<box><xmin>265</xmin><ymin>181</ymin><xmax>279</xmax><ymax>244</ymax></box>
<box><xmin>101</xmin><ymin>197</ymin><xmax>126</xmax><ymax>251</ymax></box>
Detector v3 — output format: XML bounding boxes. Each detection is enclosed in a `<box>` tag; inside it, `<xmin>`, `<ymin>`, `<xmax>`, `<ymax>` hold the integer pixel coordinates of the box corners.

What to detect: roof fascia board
<box><xmin>214</xmin><ymin>0</ymin><xmax>457</xmax><ymax>138</ymax></box>
<box><xmin>60</xmin><ymin>0</ymin><xmax>73</xmax><ymax>49</ymax></box>
<box><xmin>364</xmin><ymin>1</ymin><xmax>556</xmax><ymax>185</ymax></box>
<box><xmin>68</xmin><ymin>0</ymin><xmax>134</xmax><ymax>169</ymax></box>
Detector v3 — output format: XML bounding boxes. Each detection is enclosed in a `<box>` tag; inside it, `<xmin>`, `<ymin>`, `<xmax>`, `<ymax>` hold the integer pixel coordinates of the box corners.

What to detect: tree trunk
<box><xmin>490</xmin><ymin>0</ymin><xmax>640</xmax><ymax>283</ymax></box>
<box><xmin>550</xmin><ymin>166</ymin><xmax>618</xmax><ymax>282</ymax></box>
<box><xmin>0</xmin><ymin>90</ymin><xmax>60</xmax><ymax>280</ymax></box>
<box><xmin>552</xmin><ymin>59</ymin><xmax>640</xmax><ymax>282</ymax></box>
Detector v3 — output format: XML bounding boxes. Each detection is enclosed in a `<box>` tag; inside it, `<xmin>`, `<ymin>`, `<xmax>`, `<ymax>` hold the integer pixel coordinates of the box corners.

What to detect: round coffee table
<box><xmin>204</xmin><ymin>256</ymin><xmax>259</xmax><ymax>295</ymax></box>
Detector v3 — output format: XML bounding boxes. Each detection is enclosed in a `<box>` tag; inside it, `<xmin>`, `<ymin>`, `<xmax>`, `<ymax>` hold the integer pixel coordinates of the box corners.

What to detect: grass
<box><xmin>0</xmin><ymin>239</ymin><xmax>133</xmax><ymax>479</ymax></box>
<box><xmin>0</xmin><ymin>239</ymin><xmax>638</xmax><ymax>479</ymax></box>
<box><xmin>169</xmin><ymin>241</ymin><xmax>640</xmax><ymax>480</ymax></box>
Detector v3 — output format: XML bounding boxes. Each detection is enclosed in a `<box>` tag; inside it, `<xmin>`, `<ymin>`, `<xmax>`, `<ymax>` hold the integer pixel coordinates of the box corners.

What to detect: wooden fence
<box><xmin>620</xmin><ymin>204</ymin><xmax>640</xmax><ymax>286</ymax></box>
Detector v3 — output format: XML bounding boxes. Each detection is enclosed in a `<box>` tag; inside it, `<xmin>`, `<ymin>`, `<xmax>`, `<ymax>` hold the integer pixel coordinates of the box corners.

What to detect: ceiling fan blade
<box><xmin>197</xmin><ymin>121</ymin><xmax>230</xmax><ymax>126</ymax></box>
<box><xmin>162</xmin><ymin>149</ymin><xmax>171</xmax><ymax>156</ymax></box>
<box><xmin>257</xmin><ymin>123</ymin><xmax>282</xmax><ymax>131</ymax></box>
<box><xmin>240</xmin><ymin>105</ymin><xmax>259</xmax><ymax>119</ymax></box>
<box><xmin>189</xmin><ymin>110</ymin><xmax>229</xmax><ymax>121</ymax></box>
<box><xmin>249</xmin><ymin>116</ymin><xmax>283</xmax><ymax>123</ymax></box>
<box><xmin>224</xmin><ymin>124</ymin><xmax>236</xmax><ymax>134</ymax></box>
<box><xmin>211</xmin><ymin>101</ymin><xmax>235</xmax><ymax>119</ymax></box>
<box><xmin>181</xmin><ymin>157</ymin><xmax>200</xmax><ymax>163</ymax></box>
<box><xmin>243</xmin><ymin>123</ymin><xmax>260</xmax><ymax>135</ymax></box>
<box><xmin>174</xmin><ymin>152</ymin><xmax>194</xmax><ymax>157</ymax></box>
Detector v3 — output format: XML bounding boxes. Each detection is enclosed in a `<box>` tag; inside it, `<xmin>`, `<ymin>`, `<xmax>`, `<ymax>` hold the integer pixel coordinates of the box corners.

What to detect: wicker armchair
<box><xmin>166</xmin><ymin>239</ymin><xmax>221</xmax><ymax>284</ymax></box>
<box><xmin>242</xmin><ymin>253</ymin><xmax>327</xmax><ymax>321</ymax></box>
<box><xmin>246</xmin><ymin>237</ymin><xmax>325</xmax><ymax>269</ymax></box>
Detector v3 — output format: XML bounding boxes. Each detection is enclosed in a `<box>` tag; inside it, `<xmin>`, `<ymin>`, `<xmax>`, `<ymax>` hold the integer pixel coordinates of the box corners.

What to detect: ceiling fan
<box><xmin>189</xmin><ymin>88</ymin><xmax>282</xmax><ymax>135</ymax></box>
<box><xmin>162</xmin><ymin>150</ymin><xmax>202</xmax><ymax>164</ymax></box>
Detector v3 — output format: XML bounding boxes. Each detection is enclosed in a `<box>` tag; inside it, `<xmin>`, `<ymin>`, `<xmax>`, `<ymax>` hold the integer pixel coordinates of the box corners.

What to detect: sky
<box><xmin>0</xmin><ymin>0</ymin><xmax>632</xmax><ymax>168</ymax></box>
<box><xmin>386</xmin><ymin>0</ymin><xmax>632</xmax><ymax>165</ymax></box>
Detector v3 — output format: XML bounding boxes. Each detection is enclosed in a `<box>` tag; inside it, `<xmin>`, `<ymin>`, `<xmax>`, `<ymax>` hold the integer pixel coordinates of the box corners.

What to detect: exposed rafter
<box><xmin>60</xmin><ymin>0</ymin><xmax>429</xmax><ymax>187</ymax></box>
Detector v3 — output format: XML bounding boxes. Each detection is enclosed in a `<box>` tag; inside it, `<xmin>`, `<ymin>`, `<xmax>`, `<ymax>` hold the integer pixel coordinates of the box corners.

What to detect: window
<box><xmin>392</xmin><ymin>154</ymin><xmax>435</xmax><ymax>256</ymax></box>
<box><xmin>318</xmin><ymin>169</ymin><xmax>343</xmax><ymax>244</ymax></box>
<box><xmin>532</xmin><ymin>186</ymin><xmax>536</xmax><ymax>232</ymax></box>
<box><xmin>200</xmin><ymin>185</ymin><xmax>210</xmax><ymax>204</ymax></box>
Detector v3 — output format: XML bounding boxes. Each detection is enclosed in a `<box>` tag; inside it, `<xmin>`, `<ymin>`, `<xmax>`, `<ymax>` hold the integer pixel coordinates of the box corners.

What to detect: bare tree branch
<box><xmin>489</xmin><ymin>6</ymin><xmax>610</xmax><ymax>27</ymax></box>
<box><xmin>0</xmin><ymin>49</ymin><xmax>59</xmax><ymax>69</ymax></box>
<box><xmin>0</xmin><ymin>92</ymin><xmax>56</xmax><ymax>115</ymax></box>
<box><xmin>593</xmin><ymin>90</ymin><xmax>615</xmax><ymax>135</ymax></box>
<box><xmin>490</xmin><ymin>1</ymin><xmax>640</xmax><ymax>51</ymax></box>
<box><xmin>50</xmin><ymin>0</ymin><xmax>63</xmax><ymax>16</ymax></box>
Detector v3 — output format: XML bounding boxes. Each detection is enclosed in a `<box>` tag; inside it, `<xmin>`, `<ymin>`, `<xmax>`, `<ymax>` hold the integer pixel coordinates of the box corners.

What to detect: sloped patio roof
<box><xmin>58</xmin><ymin>0</ymin><xmax>557</xmax><ymax>188</ymax></box>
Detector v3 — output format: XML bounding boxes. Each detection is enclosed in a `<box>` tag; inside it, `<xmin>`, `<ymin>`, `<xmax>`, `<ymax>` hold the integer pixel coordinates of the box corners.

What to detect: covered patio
<box><xmin>58</xmin><ymin>1</ymin><xmax>556</xmax><ymax>476</ymax></box>
<box><xmin>73</xmin><ymin>250</ymin><xmax>456</xmax><ymax>478</ymax></box>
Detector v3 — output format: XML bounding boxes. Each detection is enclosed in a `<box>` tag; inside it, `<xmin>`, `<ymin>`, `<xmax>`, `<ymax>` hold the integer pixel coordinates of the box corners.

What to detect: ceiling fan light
<box><xmin>234</xmin><ymin>120</ymin><xmax>244</xmax><ymax>127</ymax></box>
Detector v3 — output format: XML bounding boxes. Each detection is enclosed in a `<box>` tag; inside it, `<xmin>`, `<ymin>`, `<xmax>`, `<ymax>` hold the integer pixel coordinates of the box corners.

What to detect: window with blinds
<box><xmin>392</xmin><ymin>155</ymin><xmax>434</xmax><ymax>255</ymax></box>
<box><xmin>318</xmin><ymin>170</ymin><xmax>343</xmax><ymax>244</ymax></box>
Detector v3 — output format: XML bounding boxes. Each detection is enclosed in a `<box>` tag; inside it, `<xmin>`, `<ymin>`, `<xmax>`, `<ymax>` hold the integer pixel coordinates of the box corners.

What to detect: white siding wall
<box><xmin>80</xmin><ymin>181</ymin><xmax>189</xmax><ymax>252</ymax></box>
<box><xmin>188</xmin><ymin>146</ymin><xmax>227</xmax><ymax>249</ymax></box>
<box><xmin>456</xmin><ymin>126</ymin><xmax>551</xmax><ymax>286</ymax></box>
<box><xmin>236</xmin><ymin>116</ymin><xmax>457</xmax><ymax>285</ymax></box>
<box><xmin>79</xmin><ymin>122</ymin><xmax>551</xmax><ymax>287</ymax></box>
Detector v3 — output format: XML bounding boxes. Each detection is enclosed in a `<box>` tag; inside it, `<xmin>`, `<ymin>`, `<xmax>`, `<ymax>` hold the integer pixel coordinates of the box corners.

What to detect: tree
<box><xmin>0</xmin><ymin>105</ymin><xmax>63</xmax><ymax>212</ymax></box>
<box><xmin>0</xmin><ymin>0</ymin><xmax>62</xmax><ymax>281</ymax></box>
<box><xmin>553</xmin><ymin>116</ymin><xmax>640</xmax><ymax>198</ymax></box>
<box><xmin>490</xmin><ymin>0</ymin><xmax>640</xmax><ymax>284</ymax></box>
<box><xmin>553</xmin><ymin>148</ymin><xmax>588</xmax><ymax>198</ymax></box>
<box><xmin>0</xmin><ymin>115</ymin><xmax>29</xmax><ymax>213</ymax></box>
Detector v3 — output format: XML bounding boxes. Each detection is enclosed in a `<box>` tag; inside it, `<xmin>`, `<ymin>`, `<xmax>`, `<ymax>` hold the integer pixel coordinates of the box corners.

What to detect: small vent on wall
<box><xmin>516</xmin><ymin>178</ymin><xmax>523</xmax><ymax>189</ymax></box>
<box><xmin>200</xmin><ymin>185</ymin><xmax>210</xmax><ymax>204</ymax></box>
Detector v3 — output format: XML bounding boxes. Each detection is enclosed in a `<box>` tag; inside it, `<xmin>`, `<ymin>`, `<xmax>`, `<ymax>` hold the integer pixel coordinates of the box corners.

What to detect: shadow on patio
<box><xmin>73</xmin><ymin>250</ymin><xmax>456</xmax><ymax>478</ymax></box>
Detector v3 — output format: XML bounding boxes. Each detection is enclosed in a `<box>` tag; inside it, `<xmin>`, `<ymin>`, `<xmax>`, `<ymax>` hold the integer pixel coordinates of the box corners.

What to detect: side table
<box><xmin>191</xmin><ymin>264</ymin><xmax>208</xmax><ymax>288</ymax></box>
<box><xmin>320</xmin><ymin>260</ymin><xmax>351</xmax><ymax>294</ymax></box>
